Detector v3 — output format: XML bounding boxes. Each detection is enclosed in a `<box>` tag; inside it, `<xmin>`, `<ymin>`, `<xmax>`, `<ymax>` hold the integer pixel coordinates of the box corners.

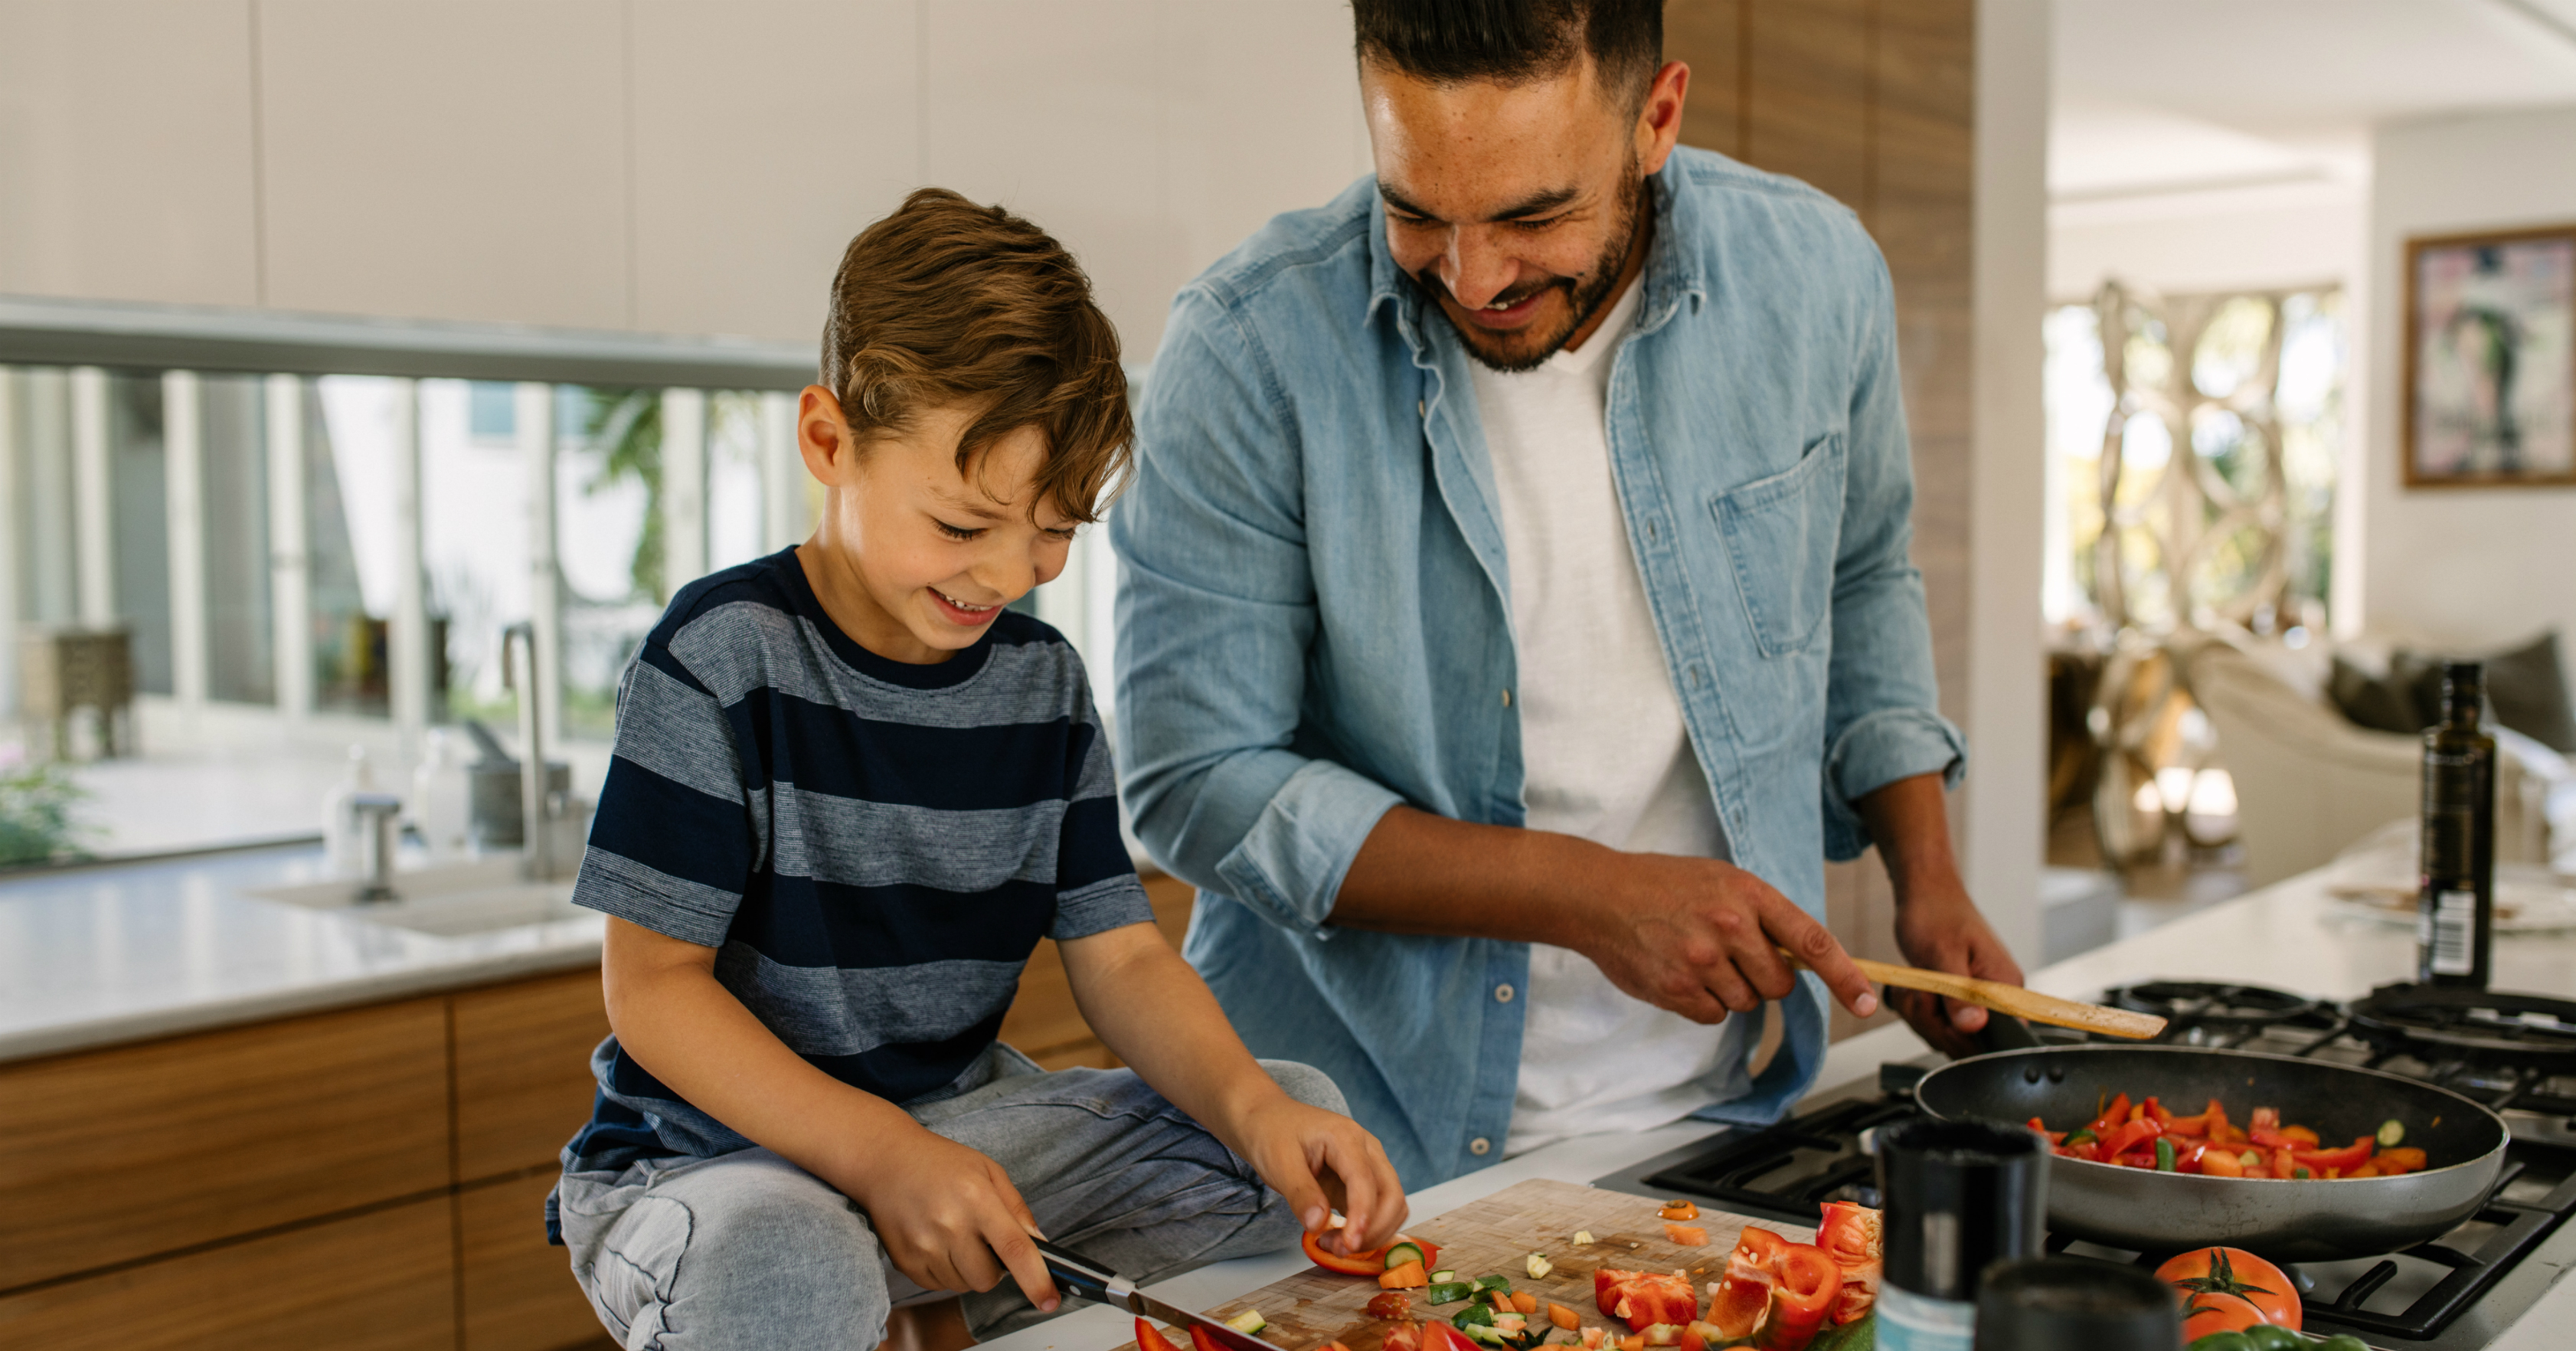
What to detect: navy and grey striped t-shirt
<box><xmin>564</xmin><ymin>545</ymin><xmax>1153</xmax><ymax>1167</ymax></box>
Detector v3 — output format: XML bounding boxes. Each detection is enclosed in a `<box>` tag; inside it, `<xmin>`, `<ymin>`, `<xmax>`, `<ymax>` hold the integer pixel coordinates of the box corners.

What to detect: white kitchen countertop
<box><xmin>0</xmin><ymin>843</ymin><xmax>602</xmax><ymax>1062</ymax></box>
<box><xmin>982</xmin><ymin>868</ymin><xmax>2576</xmax><ymax>1351</ymax></box>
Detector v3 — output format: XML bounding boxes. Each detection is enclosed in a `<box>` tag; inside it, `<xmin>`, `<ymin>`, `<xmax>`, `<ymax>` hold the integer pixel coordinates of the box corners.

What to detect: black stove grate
<box><xmin>1630</xmin><ymin>980</ymin><xmax>2576</xmax><ymax>1344</ymax></box>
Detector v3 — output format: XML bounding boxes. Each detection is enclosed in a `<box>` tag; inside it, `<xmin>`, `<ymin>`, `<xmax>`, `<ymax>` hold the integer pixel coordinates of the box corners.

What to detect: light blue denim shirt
<box><xmin>1110</xmin><ymin>146</ymin><xmax>1964</xmax><ymax>1189</ymax></box>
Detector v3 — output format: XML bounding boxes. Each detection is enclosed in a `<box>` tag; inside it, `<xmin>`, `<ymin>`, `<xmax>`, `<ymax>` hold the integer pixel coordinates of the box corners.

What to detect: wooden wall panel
<box><xmin>457</xmin><ymin>1170</ymin><xmax>616</xmax><ymax>1351</ymax></box>
<box><xmin>1669</xmin><ymin>0</ymin><xmax>1976</xmax><ymax>1016</ymax></box>
<box><xmin>0</xmin><ymin>997</ymin><xmax>452</xmax><ymax>1287</ymax></box>
<box><xmin>1876</xmin><ymin>0</ymin><xmax>1976</xmax><ymax>734</ymax></box>
<box><xmin>1666</xmin><ymin>0</ymin><xmax>1745</xmax><ymax>160</ymax></box>
<box><xmin>1742</xmin><ymin>0</ymin><xmax>1873</xmax><ymax>215</ymax></box>
<box><xmin>453</xmin><ymin>970</ymin><xmax>613</xmax><ymax>1183</ymax></box>
<box><xmin>0</xmin><ymin>1196</ymin><xmax>455</xmax><ymax>1351</ymax></box>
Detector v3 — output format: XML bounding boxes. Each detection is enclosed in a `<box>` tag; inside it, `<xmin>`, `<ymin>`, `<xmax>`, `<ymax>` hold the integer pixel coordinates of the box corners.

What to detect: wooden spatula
<box><xmin>1775</xmin><ymin>947</ymin><xmax>2168</xmax><ymax>1040</ymax></box>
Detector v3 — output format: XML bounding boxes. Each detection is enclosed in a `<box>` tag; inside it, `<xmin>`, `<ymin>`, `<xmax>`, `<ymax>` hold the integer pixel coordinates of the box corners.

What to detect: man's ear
<box><xmin>1635</xmin><ymin>60</ymin><xmax>1690</xmax><ymax>175</ymax></box>
<box><xmin>797</xmin><ymin>384</ymin><xmax>855</xmax><ymax>484</ymax></box>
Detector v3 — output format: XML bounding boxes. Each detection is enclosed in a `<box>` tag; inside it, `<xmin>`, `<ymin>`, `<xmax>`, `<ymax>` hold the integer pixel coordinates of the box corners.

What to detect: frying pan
<box><xmin>1914</xmin><ymin>1045</ymin><xmax>2509</xmax><ymax>1261</ymax></box>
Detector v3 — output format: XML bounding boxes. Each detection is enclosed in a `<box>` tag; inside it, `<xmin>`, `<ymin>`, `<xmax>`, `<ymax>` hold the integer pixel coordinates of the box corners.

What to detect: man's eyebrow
<box><xmin>1378</xmin><ymin>182</ymin><xmax>1582</xmax><ymax>223</ymax></box>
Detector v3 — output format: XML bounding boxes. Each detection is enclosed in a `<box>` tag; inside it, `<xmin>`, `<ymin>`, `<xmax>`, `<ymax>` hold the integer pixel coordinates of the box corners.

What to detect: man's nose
<box><xmin>1443</xmin><ymin>231</ymin><xmax>1519</xmax><ymax>310</ymax></box>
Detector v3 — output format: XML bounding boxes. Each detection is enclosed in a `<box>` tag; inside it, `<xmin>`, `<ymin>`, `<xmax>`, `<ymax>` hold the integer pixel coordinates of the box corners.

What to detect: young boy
<box><xmin>549</xmin><ymin>188</ymin><xmax>1405</xmax><ymax>1351</ymax></box>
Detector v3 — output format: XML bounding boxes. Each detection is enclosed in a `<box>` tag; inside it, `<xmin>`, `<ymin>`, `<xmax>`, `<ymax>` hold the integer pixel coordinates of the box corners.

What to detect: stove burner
<box><xmin>2350</xmin><ymin>983</ymin><xmax>2576</xmax><ymax>1068</ymax></box>
<box><xmin>2104</xmin><ymin>980</ymin><xmax>2327</xmax><ymax>1030</ymax></box>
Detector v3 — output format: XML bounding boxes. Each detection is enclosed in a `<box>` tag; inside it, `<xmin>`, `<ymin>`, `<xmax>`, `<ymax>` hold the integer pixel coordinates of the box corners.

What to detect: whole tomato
<box><xmin>2155</xmin><ymin>1247</ymin><xmax>2301</xmax><ymax>1338</ymax></box>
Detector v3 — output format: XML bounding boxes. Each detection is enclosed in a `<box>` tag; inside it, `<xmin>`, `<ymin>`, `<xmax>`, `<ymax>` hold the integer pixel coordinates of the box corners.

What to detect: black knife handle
<box><xmin>1030</xmin><ymin>1236</ymin><xmax>1124</xmax><ymax>1307</ymax></box>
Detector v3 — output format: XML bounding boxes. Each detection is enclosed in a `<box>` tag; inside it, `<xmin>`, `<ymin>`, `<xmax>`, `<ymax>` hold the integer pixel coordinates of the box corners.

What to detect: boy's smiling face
<box><xmin>796</xmin><ymin>388</ymin><xmax>1077</xmax><ymax>665</ymax></box>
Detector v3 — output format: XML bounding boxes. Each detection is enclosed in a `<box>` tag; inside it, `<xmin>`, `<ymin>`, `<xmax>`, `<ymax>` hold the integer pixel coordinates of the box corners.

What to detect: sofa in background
<box><xmin>2188</xmin><ymin>633</ymin><xmax>2576</xmax><ymax>888</ymax></box>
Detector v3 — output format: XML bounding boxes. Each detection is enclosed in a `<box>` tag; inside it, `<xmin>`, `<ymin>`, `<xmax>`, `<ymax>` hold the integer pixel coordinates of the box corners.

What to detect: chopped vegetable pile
<box><xmin>2034</xmin><ymin>1094</ymin><xmax>2430</xmax><ymax>1179</ymax></box>
<box><xmin>1268</xmin><ymin>1200</ymin><xmax>1884</xmax><ymax>1351</ymax></box>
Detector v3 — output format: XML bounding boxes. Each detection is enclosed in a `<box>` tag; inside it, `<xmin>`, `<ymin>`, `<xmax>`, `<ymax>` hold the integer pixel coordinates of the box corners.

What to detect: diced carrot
<box><xmin>1619</xmin><ymin>1336</ymin><xmax>1646</xmax><ymax>1351</ymax></box>
<box><xmin>1379</xmin><ymin>1261</ymin><xmax>1427</xmax><ymax>1290</ymax></box>
<box><xmin>1548</xmin><ymin>1304</ymin><xmax>1581</xmax><ymax>1331</ymax></box>
<box><xmin>1662</xmin><ymin>1224</ymin><xmax>1708</xmax><ymax>1246</ymax></box>
<box><xmin>1512</xmin><ymin>1292</ymin><xmax>1538</xmax><ymax>1316</ymax></box>
<box><xmin>2283</xmin><ymin>1125</ymin><xmax>2320</xmax><ymax>1147</ymax></box>
<box><xmin>1657</xmin><ymin>1200</ymin><xmax>1699</xmax><ymax>1221</ymax></box>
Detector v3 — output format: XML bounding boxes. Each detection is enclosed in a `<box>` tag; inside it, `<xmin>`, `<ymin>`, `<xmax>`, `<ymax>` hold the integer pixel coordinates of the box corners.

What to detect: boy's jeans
<box><xmin>554</xmin><ymin>1045</ymin><xmax>1341</xmax><ymax>1351</ymax></box>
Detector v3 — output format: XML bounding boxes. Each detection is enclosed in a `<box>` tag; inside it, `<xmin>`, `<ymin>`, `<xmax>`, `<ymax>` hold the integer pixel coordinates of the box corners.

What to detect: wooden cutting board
<box><xmin>1118</xmin><ymin>1179</ymin><xmax>1819</xmax><ymax>1351</ymax></box>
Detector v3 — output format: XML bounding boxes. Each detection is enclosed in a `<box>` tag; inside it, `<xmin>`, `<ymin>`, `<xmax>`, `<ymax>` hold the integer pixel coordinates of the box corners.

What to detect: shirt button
<box><xmin>1469</xmin><ymin>1137</ymin><xmax>1492</xmax><ymax>1156</ymax></box>
<box><xmin>1500</xmin><ymin>689</ymin><xmax>1512</xmax><ymax>708</ymax></box>
<box><xmin>1496</xmin><ymin>983</ymin><xmax>1515</xmax><ymax>1003</ymax></box>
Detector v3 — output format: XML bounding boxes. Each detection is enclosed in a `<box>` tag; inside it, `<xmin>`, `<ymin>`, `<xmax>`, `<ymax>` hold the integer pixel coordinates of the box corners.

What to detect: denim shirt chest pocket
<box><xmin>1713</xmin><ymin>431</ymin><xmax>1849</xmax><ymax>658</ymax></box>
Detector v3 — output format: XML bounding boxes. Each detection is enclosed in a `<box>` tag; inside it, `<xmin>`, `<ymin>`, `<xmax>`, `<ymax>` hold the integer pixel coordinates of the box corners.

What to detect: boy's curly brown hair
<box><xmin>819</xmin><ymin>188</ymin><xmax>1132</xmax><ymax>522</ymax></box>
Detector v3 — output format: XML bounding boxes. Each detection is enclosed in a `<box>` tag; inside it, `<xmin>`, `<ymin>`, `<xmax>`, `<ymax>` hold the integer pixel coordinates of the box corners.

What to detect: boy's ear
<box><xmin>796</xmin><ymin>385</ymin><xmax>858</xmax><ymax>484</ymax></box>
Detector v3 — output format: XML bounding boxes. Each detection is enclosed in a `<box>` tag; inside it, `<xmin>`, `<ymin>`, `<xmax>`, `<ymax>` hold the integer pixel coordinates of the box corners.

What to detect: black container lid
<box><xmin>1877</xmin><ymin>1117</ymin><xmax>2048</xmax><ymax>1302</ymax></box>
<box><xmin>1973</xmin><ymin>1258</ymin><xmax>2182</xmax><ymax>1351</ymax></box>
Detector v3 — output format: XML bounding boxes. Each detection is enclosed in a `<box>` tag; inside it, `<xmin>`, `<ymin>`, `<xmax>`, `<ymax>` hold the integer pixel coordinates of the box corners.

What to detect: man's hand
<box><xmin>1889</xmin><ymin>875</ymin><xmax>2025</xmax><ymax>1058</ymax></box>
<box><xmin>1224</xmin><ymin>1091</ymin><xmax>1410</xmax><ymax>1255</ymax></box>
<box><xmin>1856</xmin><ymin>772</ymin><xmax>2027</xmax><ymax>1059</ymax></box>
<box><xmin>825</xmin><ymin>1124</ymin><xmax>1061</xmax><ymax>1313</ymax></box>
<box><xmin>1577</xmin><ymin>853</ymin><xmax>1882</xmax><ymax>1025</ymax></box>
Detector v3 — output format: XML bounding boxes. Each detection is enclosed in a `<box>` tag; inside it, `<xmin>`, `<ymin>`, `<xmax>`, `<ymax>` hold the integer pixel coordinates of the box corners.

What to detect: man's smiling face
<box><xmin>1362</xmin><ymin>52</ymin><xmax>1687</xmax><ymax>371</ymax></box>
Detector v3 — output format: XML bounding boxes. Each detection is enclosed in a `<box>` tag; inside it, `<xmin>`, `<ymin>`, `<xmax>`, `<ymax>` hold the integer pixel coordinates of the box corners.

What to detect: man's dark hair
<box><xmin>1352</xmin><ymin>0</ymin><xmax>1661</xmax><ymax>108</ymax></box>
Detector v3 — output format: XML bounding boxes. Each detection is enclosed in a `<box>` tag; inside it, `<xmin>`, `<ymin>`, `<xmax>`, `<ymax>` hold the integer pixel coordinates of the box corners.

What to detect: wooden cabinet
<box><xmin>0</xmin><ymin>1194</ymin><xmax>455</xmax><ymax>1351</ymax></box>
<box><xmin>459</xmin><ymin>1170</ymin><xmax>610</xmax><ymax>1351</ymax></box>
<box><xmin>453</xmin><ymin>970</ymin><xmax>613</xmax><ymax>1182</ymax></box>
<box><xmin>0</xmin><ymin>995</ymin><xmax>451</xmax><ymax>1287</ymax></box>
<box><xmin>0</xmin><ymin>879</ymin><xmax>1189</xmax><ymax>1348</ymax></box>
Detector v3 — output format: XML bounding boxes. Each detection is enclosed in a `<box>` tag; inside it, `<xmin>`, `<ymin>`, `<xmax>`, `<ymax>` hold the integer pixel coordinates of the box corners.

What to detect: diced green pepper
<box><xmin>2064</xmin><ymin>1128</ymin><xmax>2098</xmax><ymax>1147</ymax></box>
<box><xmin>2156</xmin><ymin>1137</ymin><xmax>2177</xmax><ymax>1172</ymax></box>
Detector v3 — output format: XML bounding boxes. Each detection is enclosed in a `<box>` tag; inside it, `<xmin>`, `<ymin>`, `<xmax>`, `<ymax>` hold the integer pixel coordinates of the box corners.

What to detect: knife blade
<box><xmin>1030</xmin><ymin>1236</ymin><xmax>1274</xmax><ymax>1351</ymax></box>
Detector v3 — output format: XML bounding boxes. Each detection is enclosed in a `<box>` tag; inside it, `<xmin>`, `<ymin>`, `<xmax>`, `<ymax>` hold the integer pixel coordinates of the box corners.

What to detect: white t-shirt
<box><xmin>1469</xmin><ymin>280</ymin><xmax>1755</xmax><ymax>1157</ymax></box>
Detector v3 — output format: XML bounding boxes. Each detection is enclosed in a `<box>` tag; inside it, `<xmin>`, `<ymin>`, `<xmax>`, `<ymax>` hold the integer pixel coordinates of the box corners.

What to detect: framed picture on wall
<box><xmin>2404</xmin><ymin>224</ymin><xmax>2576</xmax><ymax>488</ymax></box>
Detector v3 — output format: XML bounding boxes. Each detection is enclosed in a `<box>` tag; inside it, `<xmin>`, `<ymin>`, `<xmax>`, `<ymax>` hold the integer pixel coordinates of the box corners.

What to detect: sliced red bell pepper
<box><xmin>2096</xmin><ymin>1117</ymin><xmax>2162</xmax><ymax>1160</ymax></box>
<box><xmin>1709</xmin><ymin>1229</ymin><xmax>1788</xmax><ymax>1337</ymax></box>
<box><xmin>1610</xmin><ymin>1272</ymin><xmax>1698</xmax><ymax>1332</ymax></box>
<box><xmin>1138</xmin><ymin>1319</ymin><xmax>1184</xmax><ymax>1351</ymax></box>
<box><xmin>1422</xmin><ymin>1322</ymin><xmax>1480</xmax><ymax>1351</ymax></box>
<box><xmin>2092</xmin><ymin>1093</ymin><xmax>2133</xmax><ymax>1134</ymax></box>
<box><xmin>1814</xmin><ymin>1202</ymin><xmax>1883</xmax><ymax>1326</ymax></box>
<box><xmin>2293</xmin><ymin>1135</ymin><xmax>2378</xmax><ymax>1174</ymax></box>
<box><xmin>1302</xmin><ymin>1225</ymin><xmax>1390</xmax><ymax>1276</ymax></box>
<box><xmin>1189</xmin><ymin>1324</ymin><xmax>1226</xmax><ymax>1351</ymax></box>
<box><xmin>1752</xmin><ymin>1244</ymin><xmax>1841</xmax><ymax>1350</ymax></box>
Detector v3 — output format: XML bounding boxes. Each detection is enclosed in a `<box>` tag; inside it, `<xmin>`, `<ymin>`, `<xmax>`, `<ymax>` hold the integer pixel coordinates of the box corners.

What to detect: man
<box><xmin>1110</xmin><ymin>0</ymin><xmax>2022</xmax><ymax>1189</ymax></box>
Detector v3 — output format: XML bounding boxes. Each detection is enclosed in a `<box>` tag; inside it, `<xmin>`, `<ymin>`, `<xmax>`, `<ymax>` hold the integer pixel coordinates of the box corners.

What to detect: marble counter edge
<box><xmin>0</xmin><ymin>934</ymin><xmax>604</xmax><ymax>1065</ymax></box>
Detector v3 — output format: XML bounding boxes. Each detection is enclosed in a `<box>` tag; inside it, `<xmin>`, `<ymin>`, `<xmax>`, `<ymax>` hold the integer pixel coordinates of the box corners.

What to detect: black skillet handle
<box><xmin>1970</xmin><ymin>1013</ymin><xmax>2042</xmax><ymax>1053</ymax></box>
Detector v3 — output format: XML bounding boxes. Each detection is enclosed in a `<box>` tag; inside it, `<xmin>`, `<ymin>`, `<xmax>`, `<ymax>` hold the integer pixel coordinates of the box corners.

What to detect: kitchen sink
<box><xmin>247</xmin><ymin>855</ymin><xmax>586</xmax><ymax>937</ymax></box>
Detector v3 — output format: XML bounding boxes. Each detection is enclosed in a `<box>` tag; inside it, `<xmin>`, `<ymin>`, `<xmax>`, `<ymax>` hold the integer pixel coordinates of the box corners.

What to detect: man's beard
<box><xmin>1417</xmin><ymin>162</ymin><xmax>1647</xmax><ymax>375</ymax></box>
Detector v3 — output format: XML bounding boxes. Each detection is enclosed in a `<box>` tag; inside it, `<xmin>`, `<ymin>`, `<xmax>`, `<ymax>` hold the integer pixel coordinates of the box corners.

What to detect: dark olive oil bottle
<box><xmin>2417</xmin><ymin>661</ymin><xmax>2496</xmax><ymax>988</ymax></box>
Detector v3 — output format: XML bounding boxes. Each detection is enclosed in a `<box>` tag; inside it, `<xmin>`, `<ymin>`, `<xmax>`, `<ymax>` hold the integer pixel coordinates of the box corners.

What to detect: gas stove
<box><xmin>1591</xmin><ymin>981</ymin><xmax>2576</xmax><ymax>1349</ymax></box>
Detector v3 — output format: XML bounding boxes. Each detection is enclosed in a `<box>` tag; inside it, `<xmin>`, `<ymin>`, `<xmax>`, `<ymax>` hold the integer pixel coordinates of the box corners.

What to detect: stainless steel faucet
<box><xmin>499</xmin><ymin>622</ymin><xmax>564</xmax><ymax>882</ymax></box>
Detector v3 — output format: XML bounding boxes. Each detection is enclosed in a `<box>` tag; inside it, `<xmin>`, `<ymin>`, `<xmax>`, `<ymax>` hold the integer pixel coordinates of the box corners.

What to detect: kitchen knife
<box><xmin>1029</xmin><ymin>1236</ymin><xmax>1275</xmax><ymax>1351</ymax></box>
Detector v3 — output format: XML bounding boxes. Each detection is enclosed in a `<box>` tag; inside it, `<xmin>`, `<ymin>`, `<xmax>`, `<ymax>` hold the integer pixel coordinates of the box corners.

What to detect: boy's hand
<box><xmin>829</xmin><ymin>1124</ymin><xmax>1061</xmax><ymax>1313</ymax></box>
<box><xmin>1228</xmin><ymin>1093</ymin><xmax>1409</xmax><ymax>1256</ymax></box>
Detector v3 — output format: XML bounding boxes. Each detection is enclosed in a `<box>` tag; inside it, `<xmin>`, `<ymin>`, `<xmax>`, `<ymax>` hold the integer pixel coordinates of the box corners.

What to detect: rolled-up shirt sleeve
<box><xmin>1818</xmin><ymin>246</ymin><xmax>1967</xmax><ymax>861</ymax></box>
<box><xmin>1111</xmin><ymin>288</ymin><xmax>1403</xmax><ymax>935</ymax></box>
